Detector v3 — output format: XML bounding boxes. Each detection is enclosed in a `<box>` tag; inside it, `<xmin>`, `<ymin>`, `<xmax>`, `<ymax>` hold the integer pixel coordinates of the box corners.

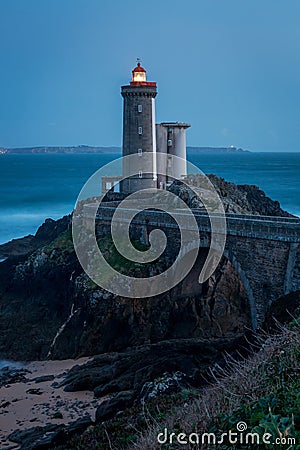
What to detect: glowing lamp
<box><xmin>132</xmin><ymin>62</ymin><xmax>147</xmax><ymax>83</ymax></box>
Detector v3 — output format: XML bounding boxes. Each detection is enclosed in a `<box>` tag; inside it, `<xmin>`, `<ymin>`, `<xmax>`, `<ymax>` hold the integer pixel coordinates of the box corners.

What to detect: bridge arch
<box><xmin>92</xmin><ymin>206</ymin><xmax>300</xmax><ymax>327</ymax></box>
<box><xmin>173</xmin><ymin>242</ymin><xmax>254</xmax><ymax>334</ymax></box>
<box><xmin>180</xmin><ymin>238</ymin><xmax>258</xmax><ymax>330</ymax></box>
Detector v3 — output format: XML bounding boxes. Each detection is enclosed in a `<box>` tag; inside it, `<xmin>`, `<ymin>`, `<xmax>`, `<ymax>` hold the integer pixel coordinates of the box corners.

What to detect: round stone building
<box><xmin>121</xmin><ymin>62</ymin><xmax>158</xmax><ymax>194</ymax></box>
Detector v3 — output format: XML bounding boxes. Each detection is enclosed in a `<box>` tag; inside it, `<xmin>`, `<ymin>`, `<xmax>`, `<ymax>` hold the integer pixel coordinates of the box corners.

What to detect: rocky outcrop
<box><xmin>0</xmin><ymin>229</ymin><xmax>80</xmax><ymax>360</ymax></box>
<box><xmin>0</xmin><ymin>215</ymin><xmax>71</xmax><ymax>258</ymax></box>
<box><xmin>180</xmin><ymin>174</ymin><xmax>293</xmax><ymax>216</ymax></box>
<box><xmin>0</xmin><ymin>366</ymin><xmax>30</xmax><ymax>388</ymax></box>
<box><xmin>95</xmin><ymin>390</ymin><xmax>134</xmax><ymax>422</ymax></box>
<box><xmin>58</xmin><ymin>335</ymin><xmax>244</xmax><ymax>422</ymax></box>
<box><xmin>8</xmin><ymin>416</ymin><xmax>92</xmax><ymax>450</ymax></box>
<box><xmin>0</xmin><ymin>230</ymin><xmax>250</xmax><ymax>361</ymax></box>
<box><xmin>140</xmin><ymin>371</ymin><xmax>189</xmax><ymax>402</ymax></box>
<box><xmin>264</xmin><ymin>290</ymin><xmax>300</xmax><ymax>329</ymax></box>
<box><xmin>0</xmin><ymin>176</ymin><xmax>293</xmax><ymax>361</ymax></box>
<box><xmin>49</xmin><ymin>253</ymin><xmax>250</xmax><ymax>360</ymax></box>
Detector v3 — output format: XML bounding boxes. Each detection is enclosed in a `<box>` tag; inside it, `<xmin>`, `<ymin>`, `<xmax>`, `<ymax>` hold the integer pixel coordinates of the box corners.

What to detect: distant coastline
<box><xmin>0</xmin><ymin>145</ymin><xmax>250</xmax><ymax>155</ymax></box>
<box><xmin>188</xmin><ymin>146</ymin><xmax>250</xmax><ymax>154</ymax></box>
<box><xmin>0</xmin><ymin>145</ymin><xmax>120</xmax><ymax>155</ymax></box>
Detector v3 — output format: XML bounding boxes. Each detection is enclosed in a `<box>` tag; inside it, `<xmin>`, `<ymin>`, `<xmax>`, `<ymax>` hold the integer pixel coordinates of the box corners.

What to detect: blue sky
<box><xmin>0</xmin><ymin>0</ymin><xmax>299</xmax><ymax>151</ymax></box>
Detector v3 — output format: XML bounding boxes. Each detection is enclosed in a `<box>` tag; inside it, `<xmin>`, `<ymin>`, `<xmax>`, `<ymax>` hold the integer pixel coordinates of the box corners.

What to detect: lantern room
<box><xmin>131</xmin><ymin>62</ymin><xmax>146</xmax><ymax>83</ymax></box>
<box><xmin>130</xmin><ymin>61</ymin><xmax>156</xmax><ymax>87</ymax></box>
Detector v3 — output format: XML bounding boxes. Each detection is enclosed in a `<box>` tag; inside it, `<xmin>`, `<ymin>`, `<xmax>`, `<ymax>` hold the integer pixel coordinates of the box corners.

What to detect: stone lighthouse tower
<box><xmin>121</xmin><ymin>61</ymin><xmax>158</xmax><ymax>193</ymax></box>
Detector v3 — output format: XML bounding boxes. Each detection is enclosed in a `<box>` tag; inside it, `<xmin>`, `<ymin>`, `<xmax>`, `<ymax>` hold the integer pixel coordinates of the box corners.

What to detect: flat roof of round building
<box><xmin>158</xmin><ymin>122</ymin><xmax>191</xmax><ymax>128</ymax></box>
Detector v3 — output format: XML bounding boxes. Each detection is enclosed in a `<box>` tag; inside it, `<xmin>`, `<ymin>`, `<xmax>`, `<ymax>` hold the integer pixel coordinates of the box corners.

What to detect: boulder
<box><xmin>61</xmin><ymin>336</ymin><xmax>244</xmax><ymax>402</ymax></box>
<box><xmin>0</xmin><ymin>366</ymin><xmax>30</xmax><ymax>387</ymax></box>
<box><xmin>140</xmin><ymin>371</ymin><xmax>189</xmax><ymax>402</ymax></box>
<box><xmin>33</xmin><ymin>374</ymin><xmax>55</xmax><ymax>383</ymax></box>
<box><xmin>8</xmin><ymin>415</ymin><xmax>93</xmax><ymax>450</ymax></box>
<box><xmin>95</xmin><ymin>390</ymin><xmax>134</xmax><ymax>422</ymax></box>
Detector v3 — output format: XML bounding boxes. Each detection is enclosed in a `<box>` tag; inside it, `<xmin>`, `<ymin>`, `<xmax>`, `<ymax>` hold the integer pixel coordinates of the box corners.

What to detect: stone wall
<box><xmin>93</xmin><ymin>207</ymin><xmax>300</xmax><ymax>328</ymax></box>
<box><xmin>121</xmin><ymin>85</ymin><xmax>157</xmax><ymax>193</ymax></box>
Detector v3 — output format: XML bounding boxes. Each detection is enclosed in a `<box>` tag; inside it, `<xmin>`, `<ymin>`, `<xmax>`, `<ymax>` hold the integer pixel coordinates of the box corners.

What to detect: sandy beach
<box><xmin>0</xmin><ymin>357</ymin><xmax>100</xmax><ymax>449</ymax></box>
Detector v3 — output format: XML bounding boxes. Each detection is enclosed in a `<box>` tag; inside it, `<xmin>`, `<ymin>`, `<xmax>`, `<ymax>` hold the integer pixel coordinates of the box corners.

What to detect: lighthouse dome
<box><xmin>132</xmin><ymin>62</ymin><xmax>146</xmax><ymax>73</ymax></box>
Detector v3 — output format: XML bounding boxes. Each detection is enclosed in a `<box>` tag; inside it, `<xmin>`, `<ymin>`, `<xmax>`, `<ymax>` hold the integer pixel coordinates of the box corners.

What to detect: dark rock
<box><xmin>2</xmin><ymin>446</ymin><xmax>21</xmax><ymax>450</ymax></box>
<box><xmin>140</xmin><ymin>371</ymin><xmax>189</xmax><ymax>402</ymax></box>
<box><xmin>8</xmin><ymin>415</ymin><xmax>93</xmax><ymax>449</ymax></box>
<box><xmin>29</xmin><ymin>430</ymin><xmax>65</xmax><ymax>450</ymax></box>
<box><xmin>33</xmin><ymin>375</ymin><xmax>55</xmax><ymax>383</ymax></box>
<box><xmin>26</xmin><ymin>389</ymin><xmax>43</xmax><ymax>395</ymax></box>
<box><xmin>8</xmin><ymin>424</ymin><xmax>61</xmax><ymax>446</ymax></box>
<box><xmin>93</xmin><ymin>372</ymin><xmax>132</xmax><ymax>398</ymax></box>
<box><xmin>0</xmin><ymin>235</ymin><xmax>35</xmax><ymax>258</ymax></box>
<box><xmin>95</xmin><ymin>390</ymin><xmax>134</xmax><ymax>422</ymax></box>
<box><xmin>2</xmin><ymin>446</ymin><xmax>19</xmax><ymax>450</ymax></box>
<box><xmin>51</xmin><ymin>411</ymin><xmax>63</xmax><ymax>419</ymax></box>
<box><xmin>0</xmin><ymin>401</ymin><xmax>10</xmax><ymax>408</ymax></box>
<box><xmin>51</xmin><ymin>253</ymin><xmax>251</xmax><ymax>360</ymax></box>
<box><xmin>34</xmin><ymin>216</ymin><xmax>71</xmax><ymax>246</ymax></box>
<box><xmin>0</xmin><ymin>228</ymin><xmax>82</xmax><ymax>361</ymax></box>
<box><xmin>65</xmin><ymin>415</ymin><xmax>92</xmax><ymax>434</ymax></box>
<box><xmin>0</xmin><ymin>215</ymin><xmax>71</xmax><ymax>259</ymax></box>
<box><xmin>61</xmin><ymin>336</ymin><xmax>244</xmax><ymax>407</ymax></box>
<box><xmin>183</xmin><ymin>174</ymin><xmax>294</xmax><ymax>217</ymax></box>
<box><xmin>0</xmin><ymin>367</ymin><xmax>29</xmax><ymax>387</ymax></box>
<box><xmin>264</xmin><ymin>290</ymin><xmax>300</xmax><ymax>329</ymax></box>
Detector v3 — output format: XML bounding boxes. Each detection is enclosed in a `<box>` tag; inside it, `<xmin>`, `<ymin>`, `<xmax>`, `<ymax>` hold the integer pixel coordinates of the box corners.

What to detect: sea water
<box><xmin>0</xmin><ymin>152</ymin><xmax>299</xmax><ymax>245</ymax></box>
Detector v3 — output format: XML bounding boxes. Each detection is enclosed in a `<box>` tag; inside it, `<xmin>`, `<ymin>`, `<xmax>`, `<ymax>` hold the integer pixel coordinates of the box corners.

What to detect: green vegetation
<box><xmin>97</xmin><ymin>235</ymin><xmax>155</xmax><ymax>275</ymax></box>
<box><xmin>53</xmin><ymin>390</ymin><xmax>200</xmax><ymax>450</ymax></box>
<box><xmin>53</xmin><ymin>312</ymin><xmax>300</xmax><ymax>450</ymax></box>
<box><xmin>208</xmin><ymin>343</ymin><xmax>300</xmax><ymax>449</ymax></box>
<box><xmin>136</xmin><ymin>315</ymin><xmax>300</xmax><ymax>450</ymax></box>
<box><xmin>45</xmin><ymin>229</ymin><xmax>74</xmax><ymax>254</ymax></box>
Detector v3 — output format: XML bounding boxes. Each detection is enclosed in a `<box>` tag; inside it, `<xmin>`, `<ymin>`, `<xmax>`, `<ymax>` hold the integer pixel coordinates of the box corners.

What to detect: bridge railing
<box><xmin>191</xmin><ymin>210</ymin><xmax>300</xmax><ymax>223</ymax></box>
<box><xmin>83</xmin><ymin>204</ymin><xmax>300</xmax><ymax>242</ymax></box>
<box><xmin>97</xmin><ymin>203</ymin><xmax>300</xmax><ymax>223</ymax></box>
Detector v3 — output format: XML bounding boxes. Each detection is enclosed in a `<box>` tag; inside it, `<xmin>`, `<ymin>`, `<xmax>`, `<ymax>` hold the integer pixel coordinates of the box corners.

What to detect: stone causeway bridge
<box><xmin>84</xmin><ymin>204</ymin><xmax>300</xmax><ymax>329</ymax></box>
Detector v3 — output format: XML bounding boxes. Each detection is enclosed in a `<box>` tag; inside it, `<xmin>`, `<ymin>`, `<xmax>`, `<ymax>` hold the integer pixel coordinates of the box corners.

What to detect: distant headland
<box><xmin>0</xmin><ymin>145</ymin><xmax>250</xmax><ymax>154</ymax></box>
<box><xmin>188</xmin><ymin>146</ymin><xmax>250</xmax><ymax>154</ymax></box>
<box><xmin>0</xmin><ymin>145</ymin><xmax>120</xmax><ymax>154</ymax></box>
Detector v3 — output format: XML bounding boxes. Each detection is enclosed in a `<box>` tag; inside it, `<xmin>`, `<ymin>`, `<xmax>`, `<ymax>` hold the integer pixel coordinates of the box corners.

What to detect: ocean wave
<box><xmin>0</xmin><ymin>209</ymin><xmax>71</xmax><ymax>245</ymax></box>
<box><xmin>0</xmin><ymin>210</ymin><xmax>71</xmax><ymax>222</ymax></box>
<box><xmin>0</xmin><ymin>360</ymin><xmax>23</xmax><ymax>371</ymax></box>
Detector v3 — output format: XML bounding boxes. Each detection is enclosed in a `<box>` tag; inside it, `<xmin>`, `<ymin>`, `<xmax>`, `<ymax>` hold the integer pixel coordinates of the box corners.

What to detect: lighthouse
<box><xmin>121</xmin><ymin>61</ymin><xmax>158</xmax><ymax>194</ymax></box>
<box><xmin>101</xmin><ymin>61</ymin><xmax>190</xmax><ymax>195</ymax></box>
